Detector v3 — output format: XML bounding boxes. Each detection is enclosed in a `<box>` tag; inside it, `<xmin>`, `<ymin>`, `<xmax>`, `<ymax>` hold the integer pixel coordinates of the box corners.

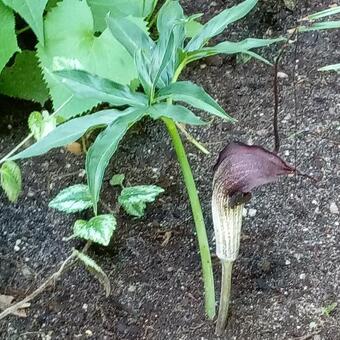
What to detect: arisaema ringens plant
<box><xmin>2</xmin><ymin>0</ymin><xmax>285</xmax><ymax>319</ymax></box>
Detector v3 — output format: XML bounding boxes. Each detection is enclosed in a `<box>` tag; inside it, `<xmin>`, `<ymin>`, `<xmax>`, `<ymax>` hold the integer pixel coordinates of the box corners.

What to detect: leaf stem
<box><xmin>162</xmin><ymin>116</ymin><xmax>216</xmax><ymax>319</ymax></box>
<box><xmin>215</xmin><ymin>260</ymin><xmax>233</xmax><ymax>335</ymax></box>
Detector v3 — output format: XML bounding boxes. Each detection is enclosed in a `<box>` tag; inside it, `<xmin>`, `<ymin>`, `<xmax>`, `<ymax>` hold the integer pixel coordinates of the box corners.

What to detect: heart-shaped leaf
<box><xmin>49</xmin><ymin>184</ymin><xmax>93</xmax><ymax>213</ymax></box>
<box><xmin>0</xmin><ymin>161</ymin><xmax>22</xmax><ymax>203</ymax></box>
<box><xmin>73</xmin><ymin>214</ymin><xmax>117</xmax><ymax>246</ymax></box>
<box><xmin>118</xmin><ymin>185</ymin><xmax>164</xmax><ymax>218</ymax></box>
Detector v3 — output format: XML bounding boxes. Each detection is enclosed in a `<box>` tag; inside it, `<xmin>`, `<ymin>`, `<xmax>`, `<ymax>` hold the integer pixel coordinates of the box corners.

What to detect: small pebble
<box><xmin>128</xmin><ymin>285</ymin><xmax>136</xmax><ymax>293</ymax></box>
<box><xmin>248</xmin><ymin>208</ymin><xmax>257</xmax><ymax>217</ymax></box>
<box><xmin>85</xmin><ymin>330</ymin><xmax>93</xmax><ymax>337</ymax></box>
<box><xmin>285</xmin><ymin>259</ymin><xmax>291</xmax><ymax>265</ymax></box>
<box><xmin>277</xmin><ymin>72</ymin><xmax>289</xmax><ymax>79</ymax></box>
<box><xmin>299</xmin><ymin>273</ymin><xmax>306</xmax><ymax>280</ymax></box>
<box><xmin>329</xmin><ymin>202</ymin><xmax>339</xmax><ymax>214</ymax></box>
<box><xmin>200</xmin><ymin>63</ymin><xmax>207</xmax><ymax>69</ymax></box>
<box><xmin>82</xmin><ymin>304</ymin><xmax>88</xmax><ymax>311</ymax></box>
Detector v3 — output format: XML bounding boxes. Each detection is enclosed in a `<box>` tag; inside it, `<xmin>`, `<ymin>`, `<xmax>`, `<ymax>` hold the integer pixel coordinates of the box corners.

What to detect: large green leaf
<box><xmin>86</xmin><ymin>108</ymin><xmax>145</xmax><ymax>214</ymax></box>
<box><xmin>0</xmin><ymin>1</ymin><xmax>20</xmax><ymax>72</ymax></box>
<box><xmin>157</xmin><ymin>81</ymin><xmax>235</xmax><ymax>121</ymax></box>
<box><xmin>106</xmin><ymin>15</ymin><xmax>154</xmax><ymax>57</ymax></box>
<box><xmin>118</xmin><ymin>185</ymin><xmax>164</xmax><ymax>217</ymax></box>
<box><xmin>0</xmin><ymin>161</ymin><xmax>22</xmax><ymax>203</ymax></box>
<box><xmin>73</xmin><ymin>214</ymin><xmax>116</xmax><ymax>246</ymax></box>
<box><xmin>55</xmin><ymin>69</ymin><xmax>148</xmax><ymax>107</ymax></box>
<box><xmin>186</xmin><ymin>0</ymin><xmax>257</xmax><ymax>52</ymax></box>
<box><xmin>87</xmin><ymin>0</ymin><xmax>157</xmax><ymax>31</ymax></box>
<box><xmin>37</xmin><ymin>0</ymin><xmax>138</xmax><ymax>119</ymax></box>
<box><xmin>0</xmin><ymin>51</ymin><xmax>49</xmax><ymax>104</ymax></box>
<box><xmin>148</xmin><ymin>103</ymin><xmax>205</xmax><ymax>125</ymax></box>
<box><xmin>2</xmin><ymin>0</ymin><xmax>47</xmax><ymax>44</ymax></box>
<box><xmin>49</xmin><ymin>184</ymin><xmax>93</xmax><ymax>213</ymax></box>
<box><xmin>11</xmin><ymin>109</ymin><xmax>125</xmax><ymax>160</ymax></box>
<box><xmin>73</xmin><ymin>250</ymin><xmax>111</xmax><ymax>297</ymax></box>
<box><xmin>187</xmin><ymin>37</ymin><xmax>285</xmax><ymax>62</ymax></box>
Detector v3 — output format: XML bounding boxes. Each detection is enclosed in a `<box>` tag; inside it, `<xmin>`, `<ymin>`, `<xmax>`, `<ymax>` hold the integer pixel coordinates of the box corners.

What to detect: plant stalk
<box><xmin>215</xmin><ymin>260</ymin><xmax>233</xmax><ymax>335</ymax></box>
<box><xmin>162</xmin><ymin>116</ymin><xmax>216</xmax><ymax>319</ymax></box>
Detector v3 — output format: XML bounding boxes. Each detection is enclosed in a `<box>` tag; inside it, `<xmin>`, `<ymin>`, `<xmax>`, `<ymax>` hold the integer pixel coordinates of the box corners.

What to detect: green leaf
<box><xmin>156</xmin><ymin>0</ymin><xmax>185</xmax><ymax>85</ymax></box>
<box><xmin>2</xmin><ymin>0</ymin><xmax>47</xmax><ymax>44</ymax></box>
<box><xmin>28</xmin><ymin>111</ymin><xmax>56</xmax><ymax>140</ymax></box>
<box><xmin>73</xmin><ymin>250</ymin><xmax>111</xmax><ymax>297</ymax></box>
<box><xmin>321</xmin><ymin>302</ymin><xmax>337</xmax><ymax>317</ymax></box>
<box><xmin>73</xmin><ymin>214</ymin><xmax>116</xmax><ymax>246</ymax></box>
<box><xmin>118</xmin><ymin>185</ymin><xmax>164</xmax><ymax>217</ymax></box>
<box><xmin>0</xmin><ymin>161</ymin><xmax>22</xmax><ymax>203</ymax></box>
<box><xmin>54</xmin><ymin>69</ymin><xmax>148</xmax><ymax>107</ymax></box>
<box><xmin>86</xmin><ymin>108</ymin><xmax>145</xmax><ymax>214</ymax></box>
<box><xmin>151</xmin><ymin>32</ymin><xmax>175</xmax><ymax>91</ymax></box>
<box><xmin>37</xmin><ymin>0</ymin><xmax>138</xmax><ymax>119</ymax></box>
<box><xmin>87</xmin><ymin>0</ymin><xmax>156</xmax><ymax>31</ymax></box>
<box><xmin>308</xmin><ymin>6</ymin><xmax>340</xmax><ymax>20</ymax></box>
<box><xmin>49</xmin><ymin>184</ymin><xmax>93</xmax><ymax>213</ymax></box>
<box><xmin>0</xmin><ymin>51</ymin><xmax>49</xmax><ymax>104</ymax></box>
<box><xmin>12</xmin><ymin>109</ymin><xmax>123</xmax><ymax>160</ymax></box>
<box><xmin>148</xmin><ymin>103</ymin><xmax>206</xmax><ymax>125</ymax></box>
<box><xmin>187</xmin><ymin>37</ymin><xmax>284</xmax><ymax>64</ymax></box>
<box><xmin>0</xmin><ymin>1</ymin><xmax>20</xmax><ymax>73</ymax></box>
<box><xmin>185</xmin><ymin>19</ymin><xmax>203</xmax><ymax>38</ymax></box>
<box><xmin>186</xmin><ymin>0</ymin><xmax>257</xmax><ymax>51</ymax></box>
<box><xmin>106</xmin><ymin>15</ymin><xmax>154</xmax><ymax>58</ymax></box>
<box><xmin>109</xmin><ymin>174</ymin><xmax>125</xmax><ymax>187</ymax></box>
<box><xmin>134</xmin><ymin>49</ymin><xmax>153</xmax><ymax>96</ymax></box>
<box><xmin>157</xmin><ymin>81</ymin><xmax>234</xmax><ymax>121</ymax></box>
<box><xmin>299</xmin><ymin>21</ymin><xmax>340</xmax><ymax>32</ymax></box>
<box><xmin>318</xmin><ymin>63</ymin><xmax>340</xmax><ymax>72</ymax></box>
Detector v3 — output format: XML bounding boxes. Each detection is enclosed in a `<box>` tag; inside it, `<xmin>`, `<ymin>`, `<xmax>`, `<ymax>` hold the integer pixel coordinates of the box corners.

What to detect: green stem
<box><xmin>215</xmin><ymin>260</ymin><xmax>233</xmax><ymax>335</ymax></box>
<box><xmin>162</xmin><ymin>116</ymin><xmax>216</xmax><ymax>319</ymax></box>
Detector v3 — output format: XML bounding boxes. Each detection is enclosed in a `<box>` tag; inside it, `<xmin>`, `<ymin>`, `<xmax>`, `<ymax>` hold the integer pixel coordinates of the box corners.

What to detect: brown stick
<box><xmin>273</xmin><ymin>29</ymin><xmax>298</xmax><ymax>153</ymax></box>
<box><xmin>0</xmin><ymin>241</ymin><xmax>91</xmax><ymax>320</ymax></box>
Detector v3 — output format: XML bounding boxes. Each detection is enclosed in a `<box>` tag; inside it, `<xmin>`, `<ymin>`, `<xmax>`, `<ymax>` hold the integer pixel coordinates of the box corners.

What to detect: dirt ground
<box><xmin>0</xmin><ymin>1</ymin><xmax>339</xmax><ymax>339</ymax></box>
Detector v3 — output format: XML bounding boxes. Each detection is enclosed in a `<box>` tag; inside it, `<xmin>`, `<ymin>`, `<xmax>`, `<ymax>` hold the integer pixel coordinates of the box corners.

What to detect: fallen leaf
<box><xmin>66</xmin><ymin>142</ymin><xmax>82</xmax><ymax>155</ymax></box>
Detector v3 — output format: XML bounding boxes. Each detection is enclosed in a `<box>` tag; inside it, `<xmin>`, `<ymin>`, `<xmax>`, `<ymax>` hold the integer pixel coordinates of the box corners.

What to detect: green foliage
<box><xmin>73</xmin><ymin>214</ymin><xmax>116</xmax><ymax>246</ymax></box>
<box><xmin>85</xmin><ymin>108</ymin><xmax>145</xmax><ymax>214</ymax></box>
<box><xmin>319</xmin><ymin>63</ymin><xmax>340</xmax><ymax>73</ymax></box>
<box><xmin>157</xmin><ymin>81</ymin><xmax>234</xmax><ymax>121</ymax></box>
<box><xmin>49</xmin><ymin>184</ymin><xmax>93</xmax><ymax>213</ymax></box>
<box><xmin>109</xmin><ymin>174</ymin><xmax>125</xmax><ymax>187</ymax></box>
<box><xmin>118</xmin><ymin>185</ymin><xmax>164</xmax><ymax>217</ymax></box>
<box><xmin>0</xmin><ymin>1</ymin><xmax>20</xmax><ymax>73</ymax></box>
<box><xmin>12</xmin><ymin>109</ymin><xmax>121</xmax><ymax>160</ymax></box>
<box><xmin>321</xmin><ymin>302</ymin><xmax>337</xmax><ymax>317</ymax></box>
<box><xmin>73</xmin><ymin>249</ymin><xmax>111</xmax><ymax>296</ymax></box>
<box><xmin>2</xmin><ymin>0</ymin><xmax>47</xmax><ymax>44</ymax></box>
<box><xmin>185</xmin><ymin>0</ymin><xmax>257</xmax><ymax>51</ymax></box>
<box><xmin>0</xmin><ymin>161</ymin><xmax>22</xmax><ymax>202</ymax></box>
<box><xmin>37</xmin><ymin>0</ymin><xmax>139</xmax><ymax>119</ymax></box>
<box><xmin>0</xmin><ymin>51</ymin><xmax>49</xmax><ymax>104</ymax></box>
<box><xmin>28</xmin><ymin>110</ymin><xmax>56</xmax><ymax>140</ymax></box>
<box><xmin>308</xmin><ymin>6</ymin><xmax>340</xmax><ymax>20</ymax></box>
<box><xmin>88</xmin><ymin>0</ymin><xmax>157</xmax><ymax>31</ymax></box>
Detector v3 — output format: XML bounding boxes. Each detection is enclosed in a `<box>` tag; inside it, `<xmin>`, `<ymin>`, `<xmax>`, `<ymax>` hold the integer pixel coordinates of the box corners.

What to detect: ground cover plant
<box><xmin>0</xmin><ymin>0</ymin><xmax>284</xmax><ymax>320</ymax></box>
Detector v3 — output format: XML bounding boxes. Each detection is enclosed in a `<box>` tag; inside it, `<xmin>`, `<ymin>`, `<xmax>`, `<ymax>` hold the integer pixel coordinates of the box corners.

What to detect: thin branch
<box><xmin>273</xmin><ymin>29</ymin><xmax>297</xmax><ymax>153</ymax></box>
<box><xmin>176</xmin><ymin>123</ymin><xmax>210</xmax><ymax>155</ymax></box>
<box><xmin>0</xmin><ymin>240</ymin><xmax>91</xmax><ymax>320</ymax></box>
